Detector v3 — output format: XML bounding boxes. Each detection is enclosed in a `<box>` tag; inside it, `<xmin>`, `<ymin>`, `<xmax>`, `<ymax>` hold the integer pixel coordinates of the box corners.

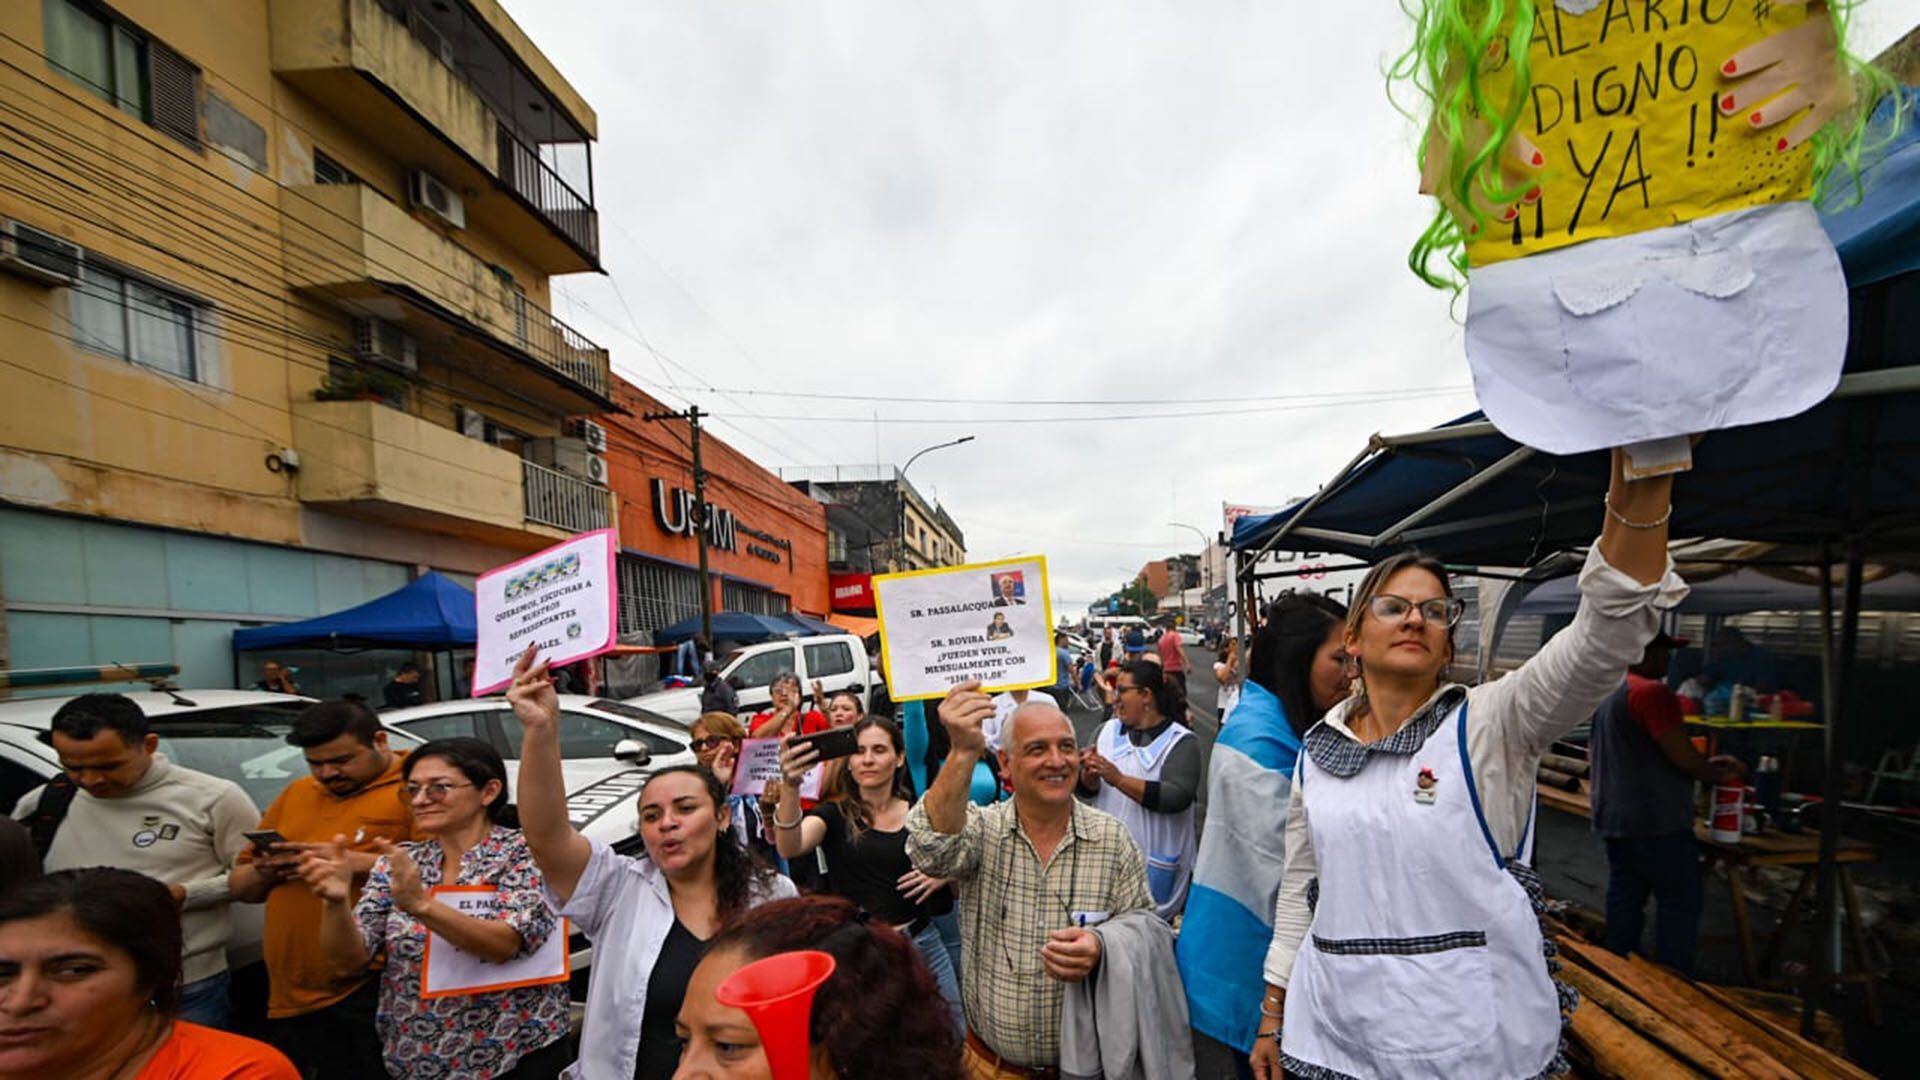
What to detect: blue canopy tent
<box><xmin>1230</xmin><ymin>90</ymin><xmax>1917</xmax><ymax>1037</ymax></box>
<box><xmin>232</xmin><ymin>571</ymin><xmax>477</xmax><ymax>651</ymax></box>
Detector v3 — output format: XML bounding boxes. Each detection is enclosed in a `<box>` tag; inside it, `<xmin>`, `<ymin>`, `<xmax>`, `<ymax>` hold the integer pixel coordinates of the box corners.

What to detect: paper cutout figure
<box><xmin>1402</xmin><ymin>0</ymin><xmax>1879</xmax><ymax>462</ymax></box>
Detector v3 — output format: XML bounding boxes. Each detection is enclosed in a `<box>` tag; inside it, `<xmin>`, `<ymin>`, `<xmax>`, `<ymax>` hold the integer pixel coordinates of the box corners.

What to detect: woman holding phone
<box><xmin>298</xmin><ymin>737</ymin><xmax>570</xmax><ymax>1080</ymax></box>
<box><xmin>772</xmin><ymin>717</ymin><xmax>962</xmax><ymax>1027</ymax></box>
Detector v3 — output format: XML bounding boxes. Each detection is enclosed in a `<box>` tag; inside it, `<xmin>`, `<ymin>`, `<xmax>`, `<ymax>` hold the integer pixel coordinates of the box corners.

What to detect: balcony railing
<box><xmin>523</xmin><ymin>460</ymin><xmax>609</xmax><ymax>533</ymax></box>
<box><xmin>512</xmin><ymin>294</ymin><xmax>611</xmax><ymax>398</ymax></box>
<box><xmin>498</xmin><ymin>124</ymin><xmax>599</xmax><ymax>261</ymax></box>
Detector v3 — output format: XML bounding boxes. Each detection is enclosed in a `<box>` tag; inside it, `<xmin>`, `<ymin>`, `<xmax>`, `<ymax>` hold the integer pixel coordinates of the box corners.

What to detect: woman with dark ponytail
<box><xmin>505</xmin><ymin>648</ymin><xmax>795</xmax><ymax>1080</ymax></box>
<box><xmin>1077</xmin><ymin>658</ymin><xmax>1202</xmax><ymax>921</ymax></box>
<box><xmin>1177</xmin><ymin>594</ymin><xmax>1352</xmax><ymax>1077</ymax></box>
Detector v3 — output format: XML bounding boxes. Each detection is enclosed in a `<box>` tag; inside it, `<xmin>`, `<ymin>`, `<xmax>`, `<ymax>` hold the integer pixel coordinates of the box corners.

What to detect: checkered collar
<box><xmin>1304</xmin><ymin>684</ymin><xmax>1467</xmax><ymax>778</ymax></box>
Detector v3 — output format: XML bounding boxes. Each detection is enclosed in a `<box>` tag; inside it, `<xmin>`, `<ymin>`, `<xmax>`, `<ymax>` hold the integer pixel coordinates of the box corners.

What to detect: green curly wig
<box><xmin>1392</xmin><ymin>0</ymin><xmax>1902</xmax><ymax>289</ymax></box>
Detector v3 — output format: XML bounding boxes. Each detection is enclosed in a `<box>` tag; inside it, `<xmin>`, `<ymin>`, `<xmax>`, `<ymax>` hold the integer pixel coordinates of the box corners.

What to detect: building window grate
<box><xmin>617</xmin><ymin>554</ymin><xmax>704</xmax><ymax>640</ymax></box>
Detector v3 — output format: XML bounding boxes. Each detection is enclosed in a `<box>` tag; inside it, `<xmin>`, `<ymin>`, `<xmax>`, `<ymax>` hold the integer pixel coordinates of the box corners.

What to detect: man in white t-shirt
<box><xmin>12</xmin><ymin>693</ymin><xmax>258</xmax><ymax>1029</ymax></box>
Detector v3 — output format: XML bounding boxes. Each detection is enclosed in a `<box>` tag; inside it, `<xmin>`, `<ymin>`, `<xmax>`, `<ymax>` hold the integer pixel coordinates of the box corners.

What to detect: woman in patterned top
<box><xmin>299</xmin><ymin>737</ymin><xmax>569</xmax><ymax>1080</ymax></box>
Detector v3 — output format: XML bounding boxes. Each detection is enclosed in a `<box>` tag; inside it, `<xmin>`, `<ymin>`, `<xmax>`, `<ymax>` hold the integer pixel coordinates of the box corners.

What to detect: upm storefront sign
<box><xmin>472</xmin><ymin>529</ymin><xmax>618</xmax><ymax>696</ymax></box>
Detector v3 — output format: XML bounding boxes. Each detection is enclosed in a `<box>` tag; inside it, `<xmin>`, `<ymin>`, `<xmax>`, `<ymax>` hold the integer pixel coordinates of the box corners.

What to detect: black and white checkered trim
<box><xmin>1312</xmin><ymin>930</ymin><xmax>1487</xmax><ymax>956</ymax></box>
<box><xmin>1303</xmin><ymin>686</ymin><xmax>1467</xmax><ymax>777</ymax></box>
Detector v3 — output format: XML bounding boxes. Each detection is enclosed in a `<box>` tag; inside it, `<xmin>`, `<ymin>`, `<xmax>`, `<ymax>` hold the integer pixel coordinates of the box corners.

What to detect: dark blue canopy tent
<box><xmin>231</xmin><ymin>571</ymin><xmax>477</xmax><ymax>651</ymax></box>
<box><xmin>1230</xmin><ymin>90</ymin><xmax>1917</xmax><ymax>1038</ymax></box>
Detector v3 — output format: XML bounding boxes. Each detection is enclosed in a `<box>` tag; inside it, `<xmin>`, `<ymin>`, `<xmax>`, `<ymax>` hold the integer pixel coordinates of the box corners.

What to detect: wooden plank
<box><xmin>1695</xmin><ymin>985</ymin><xmax>1874</xmax><ymax>1080</ymax></box>
<box><xmin>1543</xmin><ymin>751</ymin><xmax>1592</xmax><ymax>777</ymax></box>
<box><xmin>1567</xmin><ymin>995</ymin><xmax>1699</xmax><ymax>1079</ymax></box>
<box><xmin>1540</xmin><ymin>767</ymin><xmax>1583</xmax><ymax>791</ymax></box>
<box><xmin>1538</xmin><ymin>780</ymin><xmax>1593</xmax><ymax>818</ymax></box>
<box><xmin>1555</xmin><ymin>937</ymin><xmax>1800</xmax><ymax>1080</ymax></box>
<box><xmin>1557</xmin><ymin>962</ymin><xmax>1745</xmax><ymax>1079</ymax></box>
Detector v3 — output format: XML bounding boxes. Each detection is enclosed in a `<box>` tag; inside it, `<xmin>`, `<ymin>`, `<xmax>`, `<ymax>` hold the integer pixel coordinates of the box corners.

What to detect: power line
<box><xmin>728</xmin><ymin>388</ymin><xmax>1473</xmax><ymax>424</ymax></box>
<box><xmin>651</xmin><ymin>384</ymin><xmax>1476</xmax><ymax>407</ymax></box>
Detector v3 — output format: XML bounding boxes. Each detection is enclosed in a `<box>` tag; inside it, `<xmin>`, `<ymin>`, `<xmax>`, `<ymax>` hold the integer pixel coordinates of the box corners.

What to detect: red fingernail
<box><xmin>1721</xmin><ymin>94</ymin><xmax>1735</xmax><ymax>111</ymax></box>
<box><xmin>1723</xmin><ymin>59</ymin><xmax>1738</xmax><ymax>75</ymax></box>
<box><xmin>1776</xmin><ymin>137</ymin><xmax>1789</xmax><ymax>152</ymax></box>
<box><xmin>1467</xmin><ymin>222</ymin><xmax>1480</xmax><ymax>235</ymax></box>
<box><xmin>1531</xmin><ymin>150</ymin><xmax>1544</xmax><ymax>166</ymax></box>
<box><xmin>1750</xmin><ymin>111</ymin><xmax>1764</xmax><ymax>126</ymax></box>
<box><xmin>1502</xmin><ymin>205</ymin><xmax>1518</xmax><ymax>221</ymax></box>
<box><xmin>1525</xmin><ymin>186</ymin><xmax>1540</xmax><ymax>202</ymax></box>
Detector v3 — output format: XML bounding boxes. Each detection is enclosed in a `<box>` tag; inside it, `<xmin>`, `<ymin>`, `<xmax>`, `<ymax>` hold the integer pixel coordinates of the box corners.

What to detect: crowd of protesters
<box><xmin>0</xmin><ymin>453</ymin><xmax>1681</xmax><ymax>1079</ymax></box>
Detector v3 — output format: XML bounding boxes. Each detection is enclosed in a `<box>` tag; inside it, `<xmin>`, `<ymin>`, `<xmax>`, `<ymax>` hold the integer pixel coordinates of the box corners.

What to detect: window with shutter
<box><xmin>144</xmin><ymin>39</ymin><xmax>199</xmax><ymax>150</ymax></box>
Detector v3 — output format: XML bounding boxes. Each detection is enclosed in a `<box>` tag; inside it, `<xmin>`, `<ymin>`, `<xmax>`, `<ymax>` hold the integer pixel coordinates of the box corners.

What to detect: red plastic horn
<box><xmin>715</xmin><ymin>949</ymin><xmax>837</xmax><ymax>1080</ymax></box>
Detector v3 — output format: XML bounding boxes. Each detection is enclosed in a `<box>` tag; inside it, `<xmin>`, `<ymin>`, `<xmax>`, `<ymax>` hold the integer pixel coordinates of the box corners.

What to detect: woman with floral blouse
<box><xmin>299</xmin><ymin>737</ymin><xmax>570</xmax><ymax>1080</ymax></box>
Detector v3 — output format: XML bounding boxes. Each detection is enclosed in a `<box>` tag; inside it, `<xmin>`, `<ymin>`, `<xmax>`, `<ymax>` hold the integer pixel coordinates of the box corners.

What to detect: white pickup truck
<box><xmin>624</xmin><ymin>633</ymin><xmax>877</xmax><ymax>725</ymax></box>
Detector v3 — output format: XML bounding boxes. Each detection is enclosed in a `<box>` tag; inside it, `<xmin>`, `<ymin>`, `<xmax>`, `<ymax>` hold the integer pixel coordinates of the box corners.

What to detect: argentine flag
<box><xmin>1174</xmin><ymin>679</ymin><xmax>1301</xmax><ymax>1054</ymax></box>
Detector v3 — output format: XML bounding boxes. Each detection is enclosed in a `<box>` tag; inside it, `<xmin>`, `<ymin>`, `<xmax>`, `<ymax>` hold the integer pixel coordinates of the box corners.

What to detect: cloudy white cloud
<box><xmin>515</xmin><ymin>0</ymin><xmax>1918</xmax><ymax>609</ymax></box>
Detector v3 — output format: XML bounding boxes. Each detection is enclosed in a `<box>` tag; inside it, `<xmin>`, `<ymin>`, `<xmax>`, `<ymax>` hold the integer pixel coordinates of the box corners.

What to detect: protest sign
<box><xmin>421</xmin><ymin>886</ymin><xmax>569</xmax><ymax>999</ymax></box>
<box><xmin>1467</xmin><ymin>1</ymin><xmax>1813</xmax><ymax>267</ymax></box>
<box><xmin>874</xmin><ymin>556</ymin><xmax>1057</xmax><ymax>702</ymax></box>
<box><xmin>473</xmin><ymin>529</ymin><xmax>617</xmax><ymax>696</ymax></box>
<box><xmin>729</xmin><ymin>738</ymin><xmax>823</xmax><ymax>800</ymax></box>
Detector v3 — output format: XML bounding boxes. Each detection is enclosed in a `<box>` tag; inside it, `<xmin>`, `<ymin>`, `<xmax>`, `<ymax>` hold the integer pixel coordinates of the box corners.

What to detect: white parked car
<box><xmin>381</xmin><ymin>694</ymin><xmax>694</xmax><ymax>777</ymax></box>
<box><xmin>627</xmin><ymin>633</ymin><xmax>876</xmax><ymax>725</ymax></box>
<box><xmin>0</xmin><ymin>688</ymin><xmax>414</xmax><ymax>982</ymax></box>
<box><xmin>1</xmin><ymin>687</ymin><xmax>661</xmax><ymax>1012</ymax></box>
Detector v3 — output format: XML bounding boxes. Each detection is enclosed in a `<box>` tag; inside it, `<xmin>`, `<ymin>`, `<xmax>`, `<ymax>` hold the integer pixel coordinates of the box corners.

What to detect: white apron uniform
<box><xmin>1090</xmin><ymin>717</ymin><xmax>1197</xmax><ymax>921</ymax></box>
<box><xmin>1281</xmin><ymin>701</ymin><xmax>1561</xmax><ymax>1079</ymax></box>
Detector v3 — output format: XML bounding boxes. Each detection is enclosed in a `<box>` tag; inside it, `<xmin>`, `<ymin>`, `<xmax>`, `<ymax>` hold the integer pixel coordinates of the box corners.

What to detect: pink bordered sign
<box><xmin>472</xmin><ymin>528</ymin><xmax>619</xmax><ymax>696</ymax></box>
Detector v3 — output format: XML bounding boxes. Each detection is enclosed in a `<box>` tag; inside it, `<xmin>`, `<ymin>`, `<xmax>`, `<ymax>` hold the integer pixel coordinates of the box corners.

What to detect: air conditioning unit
<box><xmin>583</xmin><ymin>453</ymin><xmax>609</xmax><ymax>485</ymax></box>
<box><xmin>456</xmin><ymin>404</ymin><xmax>487</xmax><ymax>440</ymax></box>
<box><xmin>407</xmin><ymin>8</ymin><xmax>458</xmax><ymax>69</ymax></box>
<box><xmin>0</xmin><ymin>219</ymin><xmax>82</xmax><ymax>286</ymax></box>
<box><xmin>353</xmin><ymin>317</ymin><xmax>418</xmax><ymax>373</ymax></box>
<box><xmin>569</xmin><ymin>418</ymin><xmax>608</xmax><ymax>452</ymax></box>
<box><xmin>529</xmin><ymin>436</ymin><xmax>600</xmax><ymax>477</ymax></box>
<box><xmin>407</xmin><ymin>170</ymin><xmax>465</xmax><ymax>229</ymax></box>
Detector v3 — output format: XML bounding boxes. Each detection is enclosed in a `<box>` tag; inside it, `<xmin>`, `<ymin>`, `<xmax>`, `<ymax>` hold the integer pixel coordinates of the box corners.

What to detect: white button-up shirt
<box><xmin>549</xmin><ymin>840</ymin><xmax>796</xmax><ymax>1080</ymax></box>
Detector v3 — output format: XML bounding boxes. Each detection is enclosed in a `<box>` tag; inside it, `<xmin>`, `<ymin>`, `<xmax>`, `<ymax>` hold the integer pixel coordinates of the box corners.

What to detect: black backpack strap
<box><xmin>26</xmin><ymin>773</ymin><xmax>78</xmax><ymax>858</ymax></box>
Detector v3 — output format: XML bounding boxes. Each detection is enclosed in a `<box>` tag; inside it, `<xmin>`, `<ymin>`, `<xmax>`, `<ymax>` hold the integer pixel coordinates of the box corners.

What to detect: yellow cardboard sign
<box><xmin>1467</xmin><ymin>0</ymin><xmax>1812</xmax><ymax>267</ymax></box>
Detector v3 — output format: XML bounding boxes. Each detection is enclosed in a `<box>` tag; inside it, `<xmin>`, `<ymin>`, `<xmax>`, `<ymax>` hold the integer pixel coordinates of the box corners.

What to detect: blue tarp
<box><xmin>232</xmin><ymin>572</ymin><xmax>477</xmax><ymax>651</ymax></box>
<box><xmin>652</xmin><ymin>611</ymin><xmax>841</xmax><ymax>646</ymax></box>
<box><xmin>1818</xmin><ymin>90</ymin><xmax>1920</xmax><ymax>287</ymax></box>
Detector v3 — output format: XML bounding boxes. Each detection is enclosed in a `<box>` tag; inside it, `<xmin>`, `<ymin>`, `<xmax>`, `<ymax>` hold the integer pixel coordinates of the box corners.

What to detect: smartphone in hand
<box><xmin>790</xmin><ymin>725</ymin><xmax>860</xmax><ymax>762</ymax></box>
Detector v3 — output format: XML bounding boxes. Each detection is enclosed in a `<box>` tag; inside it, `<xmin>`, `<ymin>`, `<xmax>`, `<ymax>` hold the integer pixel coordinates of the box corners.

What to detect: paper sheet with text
<box><xmin>875</xmin><ymin>556</ymin><xmax>1057</xmax><ymax>702</ymax></box>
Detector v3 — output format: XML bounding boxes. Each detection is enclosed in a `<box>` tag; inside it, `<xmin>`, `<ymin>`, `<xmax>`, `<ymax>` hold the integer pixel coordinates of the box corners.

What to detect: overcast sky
<box><xmin>516</xmin><ymin>1</ymin><xmax>1919</xmax><ymax>611</ymax></box>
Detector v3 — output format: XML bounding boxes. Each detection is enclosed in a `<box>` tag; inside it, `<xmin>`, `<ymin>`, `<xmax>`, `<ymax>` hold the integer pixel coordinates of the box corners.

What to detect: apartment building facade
<box><xmin>0</xmin><ymin>0</ymin><xmax>611</xmax><ymax>687</ymax></box>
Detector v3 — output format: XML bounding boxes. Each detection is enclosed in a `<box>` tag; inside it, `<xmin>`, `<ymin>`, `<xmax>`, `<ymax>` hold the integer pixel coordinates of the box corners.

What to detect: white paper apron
<box><xmin>1090</xmin><ymin>718</ymin><xmax>1197</xmax><ymax>921</ymax></box>
<box><xmin>1281</xmin><ymin>702</ymin><xmax>1561</xmax><ymax>1078</ymax></box>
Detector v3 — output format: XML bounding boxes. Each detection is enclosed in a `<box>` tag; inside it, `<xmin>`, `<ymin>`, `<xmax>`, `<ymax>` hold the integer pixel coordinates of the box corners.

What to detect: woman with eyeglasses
<box><xmin>1249</xmin><ymin>451</ymin><xmax>1684</xmax><ymax>1080</ymax></box>
<box><xmin>297</xmin><ymin>737</ymin><xmax>571</xmax><ymax>1080</ymax></box>
<box><xmin>690</xmin><ymin>712</ymin><xmax>782</xmax><ymax>868</ymax></box>
<box><xmin>1077</xmin><ymin>659</ymin><xmax>1201</xmax><ymax>921</ymax></box>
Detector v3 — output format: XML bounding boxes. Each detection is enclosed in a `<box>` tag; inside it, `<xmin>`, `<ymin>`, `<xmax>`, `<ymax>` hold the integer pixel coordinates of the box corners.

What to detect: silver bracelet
<box><xmin>772</xmin><ymin>812</ymin><xmax>804</xmax><ymax>830</ymax></box>
<box><xmin>1605</xmin><ymin>497</ymin><xmax>1672</xmax><ymax>530</ymax></box>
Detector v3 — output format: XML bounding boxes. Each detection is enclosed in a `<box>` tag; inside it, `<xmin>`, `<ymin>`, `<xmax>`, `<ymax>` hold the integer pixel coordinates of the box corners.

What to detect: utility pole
<box><xmin>643</xmin><ymin>405</ymin><xmax>713</xmax><ymax>644</ymax></box>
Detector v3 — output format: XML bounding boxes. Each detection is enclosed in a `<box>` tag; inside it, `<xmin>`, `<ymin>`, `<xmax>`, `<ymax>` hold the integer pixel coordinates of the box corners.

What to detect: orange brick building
<box><xmin>604</xmin><ymin>378</ymin><xmax>830</xmax><ymax>638</ymax></box>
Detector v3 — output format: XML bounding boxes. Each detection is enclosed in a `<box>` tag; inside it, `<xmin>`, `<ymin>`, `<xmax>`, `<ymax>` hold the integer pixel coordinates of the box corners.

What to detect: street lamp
<box><xmin>1168</xmin><ymin>521</ymin><xmax>1211</xmax><ymax>625</ymax></box>
<box><xmin>897</xmin><ymin>435</ymin><xmax>974</xmax><ymax>570</ymax></box>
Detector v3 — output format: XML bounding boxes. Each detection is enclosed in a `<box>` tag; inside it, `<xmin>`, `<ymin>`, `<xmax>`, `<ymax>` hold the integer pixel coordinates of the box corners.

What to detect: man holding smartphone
<box><xmin>228</xmin><ymin>700</ymin><xmax>417</xmax><ymax>1079</ymax></box>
